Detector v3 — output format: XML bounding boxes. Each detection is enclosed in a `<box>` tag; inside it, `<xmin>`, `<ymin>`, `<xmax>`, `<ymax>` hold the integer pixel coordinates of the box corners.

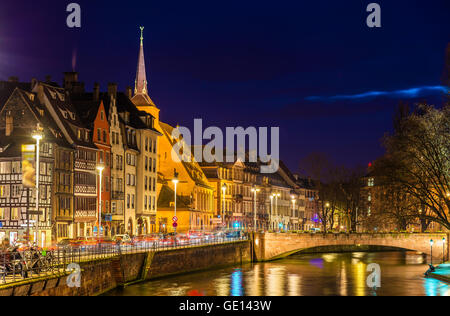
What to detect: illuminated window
<box><xmin>11</xmin><ymin>208</ymin><xmax>19</xmax><ymax>220</ymax></box>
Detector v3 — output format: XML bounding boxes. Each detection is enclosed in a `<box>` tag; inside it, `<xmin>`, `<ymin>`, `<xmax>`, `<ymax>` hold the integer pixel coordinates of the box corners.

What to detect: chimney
<box><xmin>8</xmin><ymin>76</ymin><xmax>18</xmax><ymax>83</ymax></box>
<box><xmin>5</xmin><ymin>111</ymin><xmax>13</xmax><ymax>136</ymax></box>
<box><xmin>93</xmin><ymin>83</ymin><xmax>100</xmax><ymax>101</ymax></box>
<box><xmin>72</xmin><ymin>82</ymin><xmax>85</xmax><ymax>94</ymax></box>
<box><xmin>45</xmin><ymin>75</ymin><xmax>52</xmax><ymax>83</ymax></box>
<box><xmin>31</xmin><ymin>78</ymin><xmax>38</xmax><ymax>89</ymax></box>
<box><xmin>108</xmin><ymin>83</ymin><xmax>118</xmax><ymax>100</ymax></box>
<box><xmin>63</xmin><ymin>72</ymin><xmax>78</xmax><ymax>90</ymax></box>
<box><xmin>126</xmin><ymin>86</ymin><xmax>132</xmax><ymax>99</ymax></box>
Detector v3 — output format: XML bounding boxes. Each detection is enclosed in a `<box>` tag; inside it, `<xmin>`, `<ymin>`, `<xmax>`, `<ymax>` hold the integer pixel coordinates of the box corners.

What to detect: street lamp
<box><xmin>172</xmin><ymin>170</ymin><xmax>179</xmax><ymax>234</ymax></box>
<box><xmin>32</xmin><ymin>130</ymin><xmax>43</xmax><ymax>245</ymax></box>
<box><xmin>270</xmin><ymin>195</ymin><xmax>274</xmax><ymax>231</ymax></box>
<box><xmin>274</xmin><ymin>193</ymin><xmax>280</xmax><ymax>232</ymax></box>
<box><xmin>443</xmin><ymin>237</ymin><xmax>446</xmax><ymax>264</ymax></box>
<box><xmin>251</xmin><ymin>186</ymin><xmax>260</xmax><ymax>232</ymax></box>
<box><xmin>221</xmin><ymin>184</ymin><xmax>227</xmax><ymax>229</ymax></box>
<box><xmin>430</xmin><ymin>239</ymin><xmax>434</xmax><ymax>265</ymax></box>
<box><xmin>96</xmin><ymin>163</ymin><xmax>104</xmax><ymax>237</ymax></box>
<box><xmin>291</xmin><ymin>196</ymin><xmax>296</xmax><ymax>231</ymax></box>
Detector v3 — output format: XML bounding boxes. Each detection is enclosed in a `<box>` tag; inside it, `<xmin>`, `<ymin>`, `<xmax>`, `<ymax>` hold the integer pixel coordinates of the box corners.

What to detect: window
<box><xmin>11</xmin><ymin>185</ymin><xmax>21</xmax><ymax>198</ymax></box>
<box><xmin>368</xmin><ymin>178</ymin><xmax>375</xmax><ymax>187</ymax></box>
<box><xmin>100</xmin><ymin>111</ymin><xmax>104</xmax><ymax>120</ymax></box>
<box><xmin>97</xmin><ymin>128</ymin><xmax>101</xmax><ymax>141</ymax></box>
<box><xmin>58</xmin><ymin>224</ymin><xmax>68</xmax><ymax>238</ymax></box>
<box><xmin>0</xmin><ymin>162</ymin><xmax>11</xmax><ymax>174</ymax></box>
<box><xmin>0</xmin><ymin>185</ymin><xmax>9</xmax><ymax>198</ymax></box>
<box><xmin>131</xmin><ymin>194</ymin><xmax>135</xmax><ymax>209</ymax></box>
<box><xmin>103</xmin><ymin>130</ymin><xmax>106</xmax><ymax>143</ymax></box>
<box><xmin>0</xmin><ymin>208</ymin><xmax>5</xmax><ymax>220</ymax></box>
<box><xmin>127</xmin><ymin>194</ymin><xmax>130</xmax><ymax>208</ymax></box>
<box><xmin>11</xmin><ymin>208</ymin><xmax>19</xmax><ymax>220</ymax></box>
<box><xmin>144</xmin><ymin>196</ymin><xmax>147</xmax><ymax>210</ymax></box>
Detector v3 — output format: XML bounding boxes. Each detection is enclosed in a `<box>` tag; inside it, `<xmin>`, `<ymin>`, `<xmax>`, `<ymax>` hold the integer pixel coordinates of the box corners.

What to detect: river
<box><xmin>106</xmin><ymin>251</ymin><xmax>450</xmax><ymax>296</ymax></box>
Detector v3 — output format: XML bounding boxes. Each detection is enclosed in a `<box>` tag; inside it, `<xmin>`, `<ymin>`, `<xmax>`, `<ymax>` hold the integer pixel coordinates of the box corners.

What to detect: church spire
<box><xmin>135</xmin><ymin>26</ymin><xmax>148</xmax><ymax>95</ymax></box>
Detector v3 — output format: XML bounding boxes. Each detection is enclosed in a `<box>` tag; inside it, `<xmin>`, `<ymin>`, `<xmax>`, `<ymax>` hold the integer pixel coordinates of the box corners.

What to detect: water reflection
<box><xmin>231</xmin><ymin>269</ymin><xmax>243</xmax><ymax>296</ymax></box>
<box><xmin>266</xmin><ymin>266</ymin><xmax>286</xmax><ymax>296</ymax></box>
<box><xmin>287</xmin><ymin>274</ymin><xmax>301</xmax><ymax>296</ymax></box>
<box><xmin>105</xmin><ymin>251</ymin><xmax>450</xmax><ymax>296</ymax></box>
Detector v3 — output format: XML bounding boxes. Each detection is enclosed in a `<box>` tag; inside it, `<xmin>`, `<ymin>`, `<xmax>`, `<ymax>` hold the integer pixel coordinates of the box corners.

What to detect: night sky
<box><xmin>0</xmin><ymin>0</ymin><xmax>449</xmax><ymax>172</ymax></box>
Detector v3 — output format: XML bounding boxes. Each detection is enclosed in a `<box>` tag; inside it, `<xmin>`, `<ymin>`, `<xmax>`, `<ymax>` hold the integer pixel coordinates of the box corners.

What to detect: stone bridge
<box><xmin>252</xmin><ymin>232</ymin><xmax>449</xmax><ymax>262</ymax></box>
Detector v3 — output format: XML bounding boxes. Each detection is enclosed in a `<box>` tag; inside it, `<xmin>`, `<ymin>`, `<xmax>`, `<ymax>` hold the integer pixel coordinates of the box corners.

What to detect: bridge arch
<box><xmin>253</xmin><ymin>233</ymin><xmax>449</xmax><ymax>262</ymax></box>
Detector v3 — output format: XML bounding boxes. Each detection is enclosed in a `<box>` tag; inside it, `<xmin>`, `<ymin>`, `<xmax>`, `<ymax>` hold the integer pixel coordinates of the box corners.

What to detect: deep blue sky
<box><xmin>0</xmin><ymin>0</ymin><xmax>449</xmax><ymax>172</ymax></box>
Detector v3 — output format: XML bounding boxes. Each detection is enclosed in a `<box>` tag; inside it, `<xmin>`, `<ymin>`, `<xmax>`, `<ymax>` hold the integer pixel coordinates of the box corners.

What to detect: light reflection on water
<box><xmin>106</xmin><ymin>251</ymin><xmax>449</xmax><ymax>296</ymax></box>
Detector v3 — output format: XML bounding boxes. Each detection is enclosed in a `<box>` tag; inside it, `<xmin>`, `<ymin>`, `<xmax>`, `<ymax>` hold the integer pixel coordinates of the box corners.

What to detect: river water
<box><xmin>106</xmin><ymin>251</ymin><xmax>450</xmax><ymax>296</ymax></box>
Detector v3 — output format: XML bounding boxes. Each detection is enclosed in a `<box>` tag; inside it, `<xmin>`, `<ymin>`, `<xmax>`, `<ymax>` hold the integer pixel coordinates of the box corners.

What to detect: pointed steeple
<box><xmin>135</xmin><ymin>26</ymin><xmax>148</xmax><ymax>95</ymax></box>
<box><xmin>131</xmin><ymin>26</ymin><xmax>157</xmax><ymax>109</ymax></box>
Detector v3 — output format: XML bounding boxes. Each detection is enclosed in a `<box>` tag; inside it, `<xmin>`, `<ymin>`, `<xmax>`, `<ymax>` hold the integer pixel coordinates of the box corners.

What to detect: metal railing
<box><xmin>0</xmin><ymin>234</ymin><xmax>248</xmax><ymax>285</ymax></box>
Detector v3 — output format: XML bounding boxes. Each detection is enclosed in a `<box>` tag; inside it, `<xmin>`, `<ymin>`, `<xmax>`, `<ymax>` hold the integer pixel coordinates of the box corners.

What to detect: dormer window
<box><xmin>77</xmin><ymin>129</ymin><xmax>82</xmax><ymax>140</ymax></box>
<box><xmin>100</xmin><ymin>111</ymin><xmax>104</xmax><ymax>121</ymax></box>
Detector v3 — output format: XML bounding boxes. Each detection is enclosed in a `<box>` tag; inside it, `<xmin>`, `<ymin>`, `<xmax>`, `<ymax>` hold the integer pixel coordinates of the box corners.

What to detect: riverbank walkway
<box><xmin>430</xmin><ymin>264</ymin><xmax>450</xmax><ymax>283</ymax></box>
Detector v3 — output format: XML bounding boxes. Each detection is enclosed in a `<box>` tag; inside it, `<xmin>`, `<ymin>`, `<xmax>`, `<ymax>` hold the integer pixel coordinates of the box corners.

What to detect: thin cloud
<box><xmin>305</xmin><ymin>86</ymin><xmax>448</xmax><ymax>102</ymax></box>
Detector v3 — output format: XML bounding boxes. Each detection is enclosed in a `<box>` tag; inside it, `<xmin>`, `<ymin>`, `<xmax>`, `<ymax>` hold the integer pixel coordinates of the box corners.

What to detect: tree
<box><xmin>374</xmin><ymin>103</ymin><xmax>450</xmax><ymax>230</ymax></box>
<box><xmin>340</xmin><ymin>166</ymin><xmax>366</xmax><ymax>232</ymax></box>
<box><xmin>299</xmin><ymin>153</ymin><xmax>350</xmax><ymax>232</ymax></box>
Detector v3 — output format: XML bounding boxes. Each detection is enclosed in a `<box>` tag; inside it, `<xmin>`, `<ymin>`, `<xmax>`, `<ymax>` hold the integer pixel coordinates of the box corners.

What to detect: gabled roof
<box><xmin>0</xmin><ymin>81</ymin><xmax>31</xmax><ymax>112</ymax></box>
<box><xmin>157</xmin><ymin>184</ymin><xmax>191</xmax><ymax>208</ymax></box>
<box><xmin>35</xmin><ymin>83</ymin><xmax>97</xmax><ymax>149</ymax></box>
<box><xmin>160</xmin><ymin>121</ymin><xmax>212</xmax><ymax>189</ymax></box>
<box><xmin>0</xmin><ymin>88</ymin><xmax>72</xmax><ymax>157</ymax></box>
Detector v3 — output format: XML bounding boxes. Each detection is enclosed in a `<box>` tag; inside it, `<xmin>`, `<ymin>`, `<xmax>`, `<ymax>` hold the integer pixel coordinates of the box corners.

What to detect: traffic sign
<box><xmin>172</xmin><ymin>216</ymin><xmax>178</xmax><ymax>222</ymax></box>
<box><xmin>173</xmin><ymin>222</ymin><xmax>178</xmax><ymax>228</ymax></box>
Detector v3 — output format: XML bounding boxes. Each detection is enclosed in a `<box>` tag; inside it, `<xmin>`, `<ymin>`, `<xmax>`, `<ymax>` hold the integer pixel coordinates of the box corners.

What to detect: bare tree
<box><xmin>375</xmin><ymin>103</ymin><xmax>450</xmax><ymax>230</ymax></box>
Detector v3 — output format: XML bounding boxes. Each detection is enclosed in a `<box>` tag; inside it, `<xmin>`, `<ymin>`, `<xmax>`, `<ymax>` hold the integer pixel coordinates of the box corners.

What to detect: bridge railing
<box><xmin>0</xmin><ymin>235</ymin><xmax>248</xmax><ymax>286</ymax></box>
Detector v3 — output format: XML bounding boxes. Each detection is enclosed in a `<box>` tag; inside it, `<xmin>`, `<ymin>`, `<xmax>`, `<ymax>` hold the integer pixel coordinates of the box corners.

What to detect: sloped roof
<box><xmin>37</xmin><ymin>83</ymin><xmax>96</xmax><ymax>149</ymax></box>
<box><xmin>160</xmin><ymin>121</ymin><xmax>212</xmax><ymax>189</ymax></box>
<box><xmin>0</xmin><ymin>81</ymin><xmax>31</xmax><ymax>112</ymax></box>
<box><xmin>157</xmin><ymin>184</ymin><xmax>191</xmax><ymax>208</ymax></box>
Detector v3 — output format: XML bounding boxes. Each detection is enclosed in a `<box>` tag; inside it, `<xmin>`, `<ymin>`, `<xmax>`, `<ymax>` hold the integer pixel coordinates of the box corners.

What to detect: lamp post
<box><xmin>430</xmin><ymin>239</ymin><xmax>434</xmax><ymax>265</ymax></box>
<box><xmin>443</xmin><ymin>237</ymin><xmax>446</xmax><ymax>264</ymax></box>
<box><xmin>96</xmin><ymin>163</ymin><xmax>104</xmax><ymax>237</ymax></box>
<box><xmin>172</xmin><ymin>170</ymin><xmax>179</xmax><ymax>234</ymax></box>
<box><xmin>275</xmin><ymin>193</ymin><xmax>280</xmax><ymax>231</ymax></box>
<box><xmin>291</xmin><ymin>196</ymin><xmax>296</xmax><ymax>231</ymax></box>
<box><xmin>251</xmin><ymin>186</ymin><xmax>260</xmax><ymax>232</ymax></box>
<box><xmin>270</xmin><ymin>195</ymin><xmax>274</xmax><ymax>231</ymax></box>
<box><xmin>32</xmin><ymin>130</ymin><xmax>43</xmax><ymax>245</ymax></box>
<box><xmin>221</xmin><ymin>184</ymin><xmax>227</xmax><ymax>229</ymax></box>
